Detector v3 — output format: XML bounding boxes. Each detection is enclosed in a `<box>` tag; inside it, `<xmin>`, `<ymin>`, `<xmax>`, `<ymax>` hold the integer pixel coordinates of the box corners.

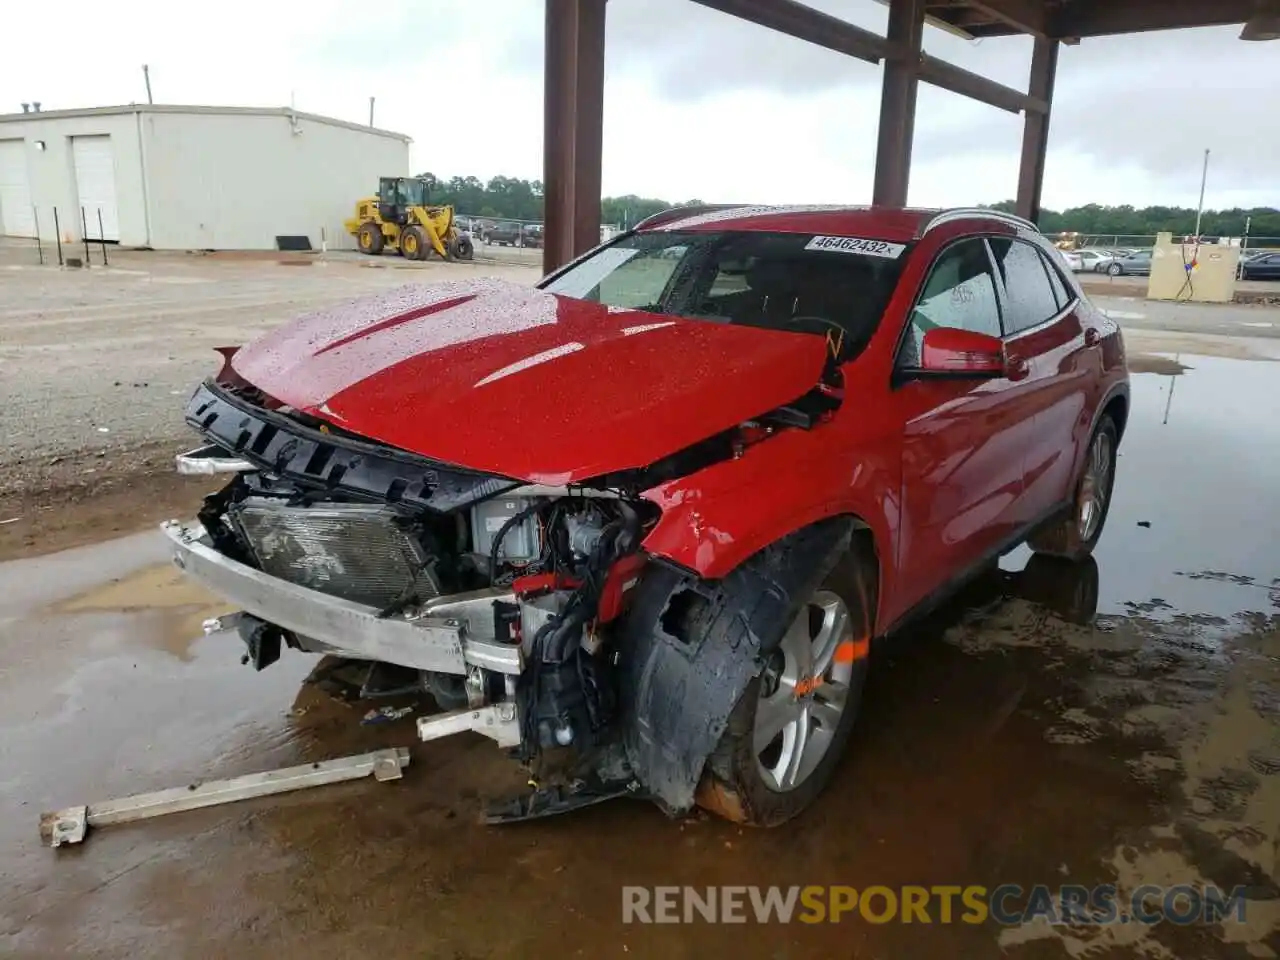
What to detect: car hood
<box><xmin>230</xmin><ymin>278</ymin><xmax>827</xmax><ymax>484</ymax></box>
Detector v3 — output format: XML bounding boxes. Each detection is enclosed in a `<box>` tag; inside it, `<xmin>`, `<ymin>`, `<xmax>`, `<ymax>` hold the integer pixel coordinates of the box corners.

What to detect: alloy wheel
<box><xmin>1077</xmin><ymin>430</ymin><xmax>1113</xmax><ymax>542</ymax></box>
<box><xmin>753</xmin><ymin>590</ymin><xmax>857</xmax><ymax>792</ymax></box>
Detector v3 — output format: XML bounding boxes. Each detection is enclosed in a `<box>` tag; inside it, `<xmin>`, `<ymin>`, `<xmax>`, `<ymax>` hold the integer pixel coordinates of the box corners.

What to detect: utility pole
<box><xmin>142</xmin><ymin>64</ymin><xmax>153</xmax><ymax>104</ymax></box>
<box><xmin>368</xmin><ymin>96</ymin><xmax>375</xmax><ymax>127</ymax></box>
<box><xmin>1192</xmin><ymin>148</ymin><xmax>1210</xmax><ymax>240</ymax></box>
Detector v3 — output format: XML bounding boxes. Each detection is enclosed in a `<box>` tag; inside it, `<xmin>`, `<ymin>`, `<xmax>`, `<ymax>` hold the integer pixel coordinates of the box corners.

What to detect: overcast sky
<box><xmin>4</xmin><ymin>0</ymin><xmax>1276</xmax><ymax>210</ymax></box>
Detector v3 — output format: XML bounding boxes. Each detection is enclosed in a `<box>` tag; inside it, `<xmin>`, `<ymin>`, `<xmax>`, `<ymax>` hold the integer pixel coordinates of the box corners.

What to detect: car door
<box><xmin>987</xmin><ymin>236</ymin><xmax>1096</xmax><ymax>528</ymax></box>
<box><xmin>893</xmin><ymin>236</ymin><xmax>1029</xmax><ymax>614</ymax></box>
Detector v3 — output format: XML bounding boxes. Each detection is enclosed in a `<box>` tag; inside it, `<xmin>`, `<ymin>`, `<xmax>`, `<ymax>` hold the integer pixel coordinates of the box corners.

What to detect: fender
<box><xmin>1093</xmin><ymin>380</ymin><xmax>1130</xmax><ymax>441</ymax></box>
<box><xmin>639</xmin><ymin>424</ymin><xmax>899</xmax><ymax>630</ymax></box>
<box><xmin>1068</xmin><ymin>378</ymin><xmax>1130</xmax><ymax>483</ymax></box>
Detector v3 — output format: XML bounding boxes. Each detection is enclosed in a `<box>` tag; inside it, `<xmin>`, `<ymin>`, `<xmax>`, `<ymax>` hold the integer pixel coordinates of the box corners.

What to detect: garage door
<box><xmin>0</xmin><ymin>140</ymin><xmax>36</xmax><ymax>238</ymax></box>
<box><xmin>72</xmin><ymin>135</ymin><xmax>120</xmax><ymax>241</ymax></box>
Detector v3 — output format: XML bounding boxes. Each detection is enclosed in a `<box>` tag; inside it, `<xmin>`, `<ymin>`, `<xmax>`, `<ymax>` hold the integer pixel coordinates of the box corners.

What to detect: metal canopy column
<box><xmin>1015</xmin><ymin>36</ymin><xmax>1059</xmax><ymax>224</ymax></box>
<box><xmin>543</xmin><ymin>0</ymin><xmax>607</xmax><ymax>275</ymax></box>
<box><xmin>872</xmin><ymin>0</ymin><xmax>926</xmax><ymax>207</ymax></box>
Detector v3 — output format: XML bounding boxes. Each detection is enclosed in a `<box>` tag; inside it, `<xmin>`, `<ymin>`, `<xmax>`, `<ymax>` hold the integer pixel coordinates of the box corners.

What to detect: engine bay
<box><xmin>199</xmin><ymin>441</ymin><xmax>654</xmax><ymax>769</ymax></box>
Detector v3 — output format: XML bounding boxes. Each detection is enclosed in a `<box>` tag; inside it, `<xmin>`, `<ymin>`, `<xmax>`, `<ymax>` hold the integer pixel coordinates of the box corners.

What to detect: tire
<box><xmin>696</xmin><ymin>549</ymin><xmax>875</xmax><ymax>827</ymax></box>
<box><xmin>1107</xmin><ymin>262</ymin><xmax>1123</xmax><ymax>276</ymax></box>
<box><xmin>400</xmin><ymin>226</ymin><xmax>426</xmax><ymax>261</ymax></box>
<box><xmin>451</xmin><ymin>235</ymin><xmax>475</xmax><ymax>261</ymax></box>
<box><xmin>1027</xmin><ymin>415</ymin><xmax>1118</xmax><ymax>561</ymax></box>
<box><xmin>357</xmin><ymin>222</ymin><xmax>384</xmax><ymax>255</ymax></box>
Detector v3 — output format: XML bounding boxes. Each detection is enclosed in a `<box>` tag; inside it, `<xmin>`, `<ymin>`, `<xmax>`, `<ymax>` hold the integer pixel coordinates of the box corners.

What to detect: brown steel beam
<box><xmin>571</xmin><ymin>0</ymin><xmax>606</xmax><ymax>262</ymax></box>
<box><xmin>873</xmin><ymin>0</ymin><xmax>926</xmax><ymax>206</ymax></box>
<box><xmin>919</xmin><ymin>54</ymin><xmax>1046</xmax><ymax>114</ymax></box>
<box><xmin>542</xmin><ymin>0</ymin><xmax>607</xmax><ymax>275</ymax></box>
<box><xmin>694</xmin><ymin>0</ymin><xmax>1041</xmax><ymax>115</ymax></box>
<box><xmin>691</xmin><ymin>0</ymin><xmax>885</xmax><ymax>63</ymax></box>
<box><xmin>1059</xmin><ymin>0</ymin><xmax>1255</xmax><ymax>37</ymax></box>
<box><xmin>1015</xmin><ymin>36</ymin><xmax>1058</xmax><ymax>224</ymax></box>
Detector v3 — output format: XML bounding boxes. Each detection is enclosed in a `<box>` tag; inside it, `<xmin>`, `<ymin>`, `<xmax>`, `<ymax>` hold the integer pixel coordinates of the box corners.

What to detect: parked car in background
<box><xmin>1240</xmin><ymin>252</ymin><xmax>1280</xmax><ymax>281</ymax></box>
<box><xmin>522</xmin><ymin>223</ymin><xmax>544</xmax><ymax>249</ymax></box>
<box><xmin>1064</xmin><ymin>249</ymin><xmax>1116</xmax><ymax>273</ymax></box>
<box><xmin>486</xmin><ymin>221</ymin><xmax>523</xmax><ymax>246</ymax></box>
<box><xmin>1106</xmin><ymin>250</ymin><xmax>1153</xmax><ymax>276</ymax></box>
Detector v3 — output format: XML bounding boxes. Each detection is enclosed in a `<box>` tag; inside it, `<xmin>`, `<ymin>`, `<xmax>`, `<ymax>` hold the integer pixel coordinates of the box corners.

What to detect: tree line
<box><xmin>987</xmin><ymin>201</ymin><xmax>1280</xmax><ymax>239</ymax></box>
<box><xmin>420</xmin><ymin>173</ymin><xmax>1280</xmax><ymax>237</ymax></box>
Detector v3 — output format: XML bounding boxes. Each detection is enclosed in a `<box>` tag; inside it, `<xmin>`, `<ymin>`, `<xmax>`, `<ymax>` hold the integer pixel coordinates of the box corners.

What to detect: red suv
<box><xmin>169</xmin><ymin>205</ymin><xmax>1128</xmax><ymax>826</ymax></box>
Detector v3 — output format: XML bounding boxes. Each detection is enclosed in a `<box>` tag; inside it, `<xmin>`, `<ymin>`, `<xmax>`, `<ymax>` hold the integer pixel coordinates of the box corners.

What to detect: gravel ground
<box><xmin>0</xmin><ymin>250</ymin><xmax>540</xmax><ymax>498</ymax></box>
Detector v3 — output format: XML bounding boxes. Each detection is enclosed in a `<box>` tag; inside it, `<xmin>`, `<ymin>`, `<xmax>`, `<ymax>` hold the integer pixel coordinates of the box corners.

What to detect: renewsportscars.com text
<box><xmin>622</xmin><ymin>884</ymin><xmax>1248</xmax><ymax>926</ymax></box>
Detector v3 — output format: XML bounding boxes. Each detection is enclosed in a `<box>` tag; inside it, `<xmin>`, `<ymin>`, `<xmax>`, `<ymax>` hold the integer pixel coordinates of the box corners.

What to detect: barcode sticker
<box><xmin>804</xmin><ymin>236</ymin><xmax>906</xmax><ymax>259</ymax></box>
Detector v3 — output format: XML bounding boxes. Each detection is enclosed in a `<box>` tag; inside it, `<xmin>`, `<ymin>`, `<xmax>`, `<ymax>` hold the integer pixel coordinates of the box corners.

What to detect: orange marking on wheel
<box><xmin>794</xmin><ymin>675</ymin><xmax>825</xmax><ymax>697</ymax></box>
<box><xmin>834</xmin><ymin>636</ymin><xmax>870</xmax><ymax>664</ymax></box>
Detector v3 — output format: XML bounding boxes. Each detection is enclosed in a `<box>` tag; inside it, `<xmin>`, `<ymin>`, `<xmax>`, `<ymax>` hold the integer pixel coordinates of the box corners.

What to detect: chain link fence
<box><xmin>1052</xmin><ymin>233</ymin><xmax>1280</xmax><ymax>255</ymax></box>
<box><xmin>455</xmin><ymin>214</ymin><xmax>622</xmax><ymax>251</ymax></box>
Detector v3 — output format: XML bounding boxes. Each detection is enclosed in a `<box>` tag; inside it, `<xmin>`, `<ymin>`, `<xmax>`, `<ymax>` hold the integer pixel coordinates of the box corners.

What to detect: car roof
<box><xmin>634</xmin><ymin>204</ymin><xmax>1037</xmax><ymax>243</ymax></box>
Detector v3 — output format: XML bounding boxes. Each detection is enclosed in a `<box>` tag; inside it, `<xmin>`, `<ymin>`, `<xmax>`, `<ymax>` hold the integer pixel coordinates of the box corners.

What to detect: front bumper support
<box><xmin>163</xmin><ymin>521</ymin><xmax>522</xmax><ymax>676</ymax></box>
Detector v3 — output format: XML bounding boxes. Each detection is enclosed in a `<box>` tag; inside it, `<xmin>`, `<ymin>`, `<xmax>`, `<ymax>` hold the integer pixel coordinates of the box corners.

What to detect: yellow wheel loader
<box><xmin>345</xmin><ymin>176</ymin><xmax>475</xmax><ymax>262</ymax></box>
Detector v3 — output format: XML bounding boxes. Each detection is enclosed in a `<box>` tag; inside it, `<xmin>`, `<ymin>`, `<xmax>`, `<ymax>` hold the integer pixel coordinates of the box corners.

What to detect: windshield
<box><xmin>541</xmin><ymin>230</ymin><xmax>909</xmax><ymax>361</ymax></box>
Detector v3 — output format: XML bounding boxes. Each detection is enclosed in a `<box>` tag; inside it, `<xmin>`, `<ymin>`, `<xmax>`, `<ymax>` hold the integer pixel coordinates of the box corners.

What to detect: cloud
<box><xmin>911</xmin><ymin>26</ymin><xmax>1278</xmax><ymax>206</ymax></box>
<box><xmin>0</xmin><ymin>1</ymin><xmax>1272</xmax><ymax>211</ymax></box>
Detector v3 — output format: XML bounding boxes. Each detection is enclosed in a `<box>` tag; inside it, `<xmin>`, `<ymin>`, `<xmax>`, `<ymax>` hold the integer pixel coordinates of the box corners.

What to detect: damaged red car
<box><xmin>168</xmin><ymin>204</ymin><xmax>1129</xmax><ymax>825</ymax></box>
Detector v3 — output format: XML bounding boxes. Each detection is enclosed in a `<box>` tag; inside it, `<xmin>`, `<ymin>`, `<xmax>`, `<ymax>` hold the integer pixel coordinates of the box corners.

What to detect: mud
<box><xmin>0</xmin><ymin>448</ymin><xmax>215</xmax><ymax>563</ymax></box>
<box><xmin>1</xmin><ymin>354</ymin><xmax>1278</xmax><ymax>959</ymax></box>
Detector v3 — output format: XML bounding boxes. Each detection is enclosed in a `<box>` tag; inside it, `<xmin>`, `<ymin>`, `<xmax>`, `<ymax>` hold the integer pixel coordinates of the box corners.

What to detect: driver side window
<box><xmin>591</xmin><ymin>246</ymin><xmax>688</xmax><ymax>309</ymax></box>
<box><xmin>900</xmin><ymin>239</ymin><xmax>1001</xmax><ymax>367</ymax></box>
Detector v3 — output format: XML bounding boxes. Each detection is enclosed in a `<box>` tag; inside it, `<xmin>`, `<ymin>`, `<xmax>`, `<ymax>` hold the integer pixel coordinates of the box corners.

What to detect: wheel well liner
<box><xmin>618</xmin><ymin>517</ymin><xmax>862</xmax><ymax>814</ymax></box>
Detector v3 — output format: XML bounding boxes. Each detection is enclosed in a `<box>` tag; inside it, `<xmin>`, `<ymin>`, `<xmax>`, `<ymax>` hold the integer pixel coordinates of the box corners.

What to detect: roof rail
<box><xmin>922</xmin><ymin>207</ymin><xmax>1039</xmax><ymax>236</ymax></box>
<box><xmin>632</xmin><ymin>204</ymin><xmax>746</xmax><ymax>231</ymax></box>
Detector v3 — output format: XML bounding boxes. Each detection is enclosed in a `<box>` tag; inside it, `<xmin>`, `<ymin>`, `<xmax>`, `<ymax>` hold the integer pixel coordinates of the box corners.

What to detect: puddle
<box><xmin>1087</xmin><ymin>354</ymin><xmax>1280</xmax><ymax>621</ymax></box>
<box><xmin>1127</xmin><ymin>354</ymin><xmax>1192</xmax><ymax>376</ymax></box>
<box><xmin>0</xmin><ymin>352</ymin><xmax>1277</xmax><ymax>959</ymax></box>
<box><xmin>50</xmin><ymin>563</ymin><xmax>231</xmax><ymax>660</ymax></box>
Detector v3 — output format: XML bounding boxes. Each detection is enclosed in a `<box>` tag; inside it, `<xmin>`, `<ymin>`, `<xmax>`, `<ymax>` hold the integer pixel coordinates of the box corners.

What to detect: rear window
<box><xmin>541</xmin><ymin>230</ymin><xmax>909</xmax><ymax>361</ymax></box>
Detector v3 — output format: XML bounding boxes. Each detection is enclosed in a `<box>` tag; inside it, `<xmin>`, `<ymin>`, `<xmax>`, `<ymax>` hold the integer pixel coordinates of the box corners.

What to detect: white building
<box><xmin>0</xmin><ymin>104</ymin><xmax>410</xmax><ymax>250</ymax></box>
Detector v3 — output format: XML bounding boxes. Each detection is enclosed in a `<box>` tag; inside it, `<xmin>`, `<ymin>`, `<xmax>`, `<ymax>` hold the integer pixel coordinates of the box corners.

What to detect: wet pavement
<box><xmin>1</xmin><ymin>355</ymin><xmax>1278</xmax><ymax>959</ymax></box>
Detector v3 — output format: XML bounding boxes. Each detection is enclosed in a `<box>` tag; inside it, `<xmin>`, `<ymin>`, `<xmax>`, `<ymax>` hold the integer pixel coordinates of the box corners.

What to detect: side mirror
<box><xmin>919</xmin><ymin>327</ymin><xmax>1005</xmax><ymax>377</ymax></box>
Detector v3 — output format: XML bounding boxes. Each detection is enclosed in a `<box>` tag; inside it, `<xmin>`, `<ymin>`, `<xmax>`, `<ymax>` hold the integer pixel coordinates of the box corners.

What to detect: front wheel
<box><xmin>1027</xmin><ymin>415</ymin><xmax>1118</xmax><ymax>561</ymax></box>
<box><xmin>1107</xmin><ymin>262</ymin><xmax>1123</xmax><ymax>276</ymax></box>
<box><xmin>400</xmin><ymin>226</ymin><xmax>426</xmax><ymax>261</ymax></box>
<box><xmin>697</xmin><ymin>552</ymin><xmax>873</xmax><ymax>826</ymax></box>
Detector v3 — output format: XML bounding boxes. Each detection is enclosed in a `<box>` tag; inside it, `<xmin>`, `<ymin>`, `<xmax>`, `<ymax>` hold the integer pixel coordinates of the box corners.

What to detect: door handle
<box><xmin>1006</xmin><ymin>356</ymin><xmax>1029</xmax><ymax>381</ymax></box>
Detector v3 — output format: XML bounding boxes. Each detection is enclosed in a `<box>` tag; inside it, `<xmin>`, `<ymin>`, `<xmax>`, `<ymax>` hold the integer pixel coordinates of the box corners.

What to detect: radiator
<box><xmin>230</xmin><ymin>499</ymin><xmax>439</xmax><ymax>609</ymax></box>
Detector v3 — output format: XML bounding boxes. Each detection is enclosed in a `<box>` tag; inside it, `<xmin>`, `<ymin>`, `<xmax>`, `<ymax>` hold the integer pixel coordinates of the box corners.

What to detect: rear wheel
<box><xmin>400</xmin><ymin>226</ymin><xmax>426</xmax><ymax>261</ymax></box>
<box><xmin>357</xmin><ymin>222</ymin><xmax>384</xmax><ymax>255</ymax></box>
<box><xmin>1107</xmin><ymin>262</ymin><xmax>1123</xmax><ymax>276</ymax></box>
<box><xmin>1028</xmin><ymin>415</ymin><xmax>1118</xmax><ymax>561</ymax></box>
<box><xmin>697</xmin><ymin>551</ymin><xmax>873</xmax><ymax>827</ymax></box>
